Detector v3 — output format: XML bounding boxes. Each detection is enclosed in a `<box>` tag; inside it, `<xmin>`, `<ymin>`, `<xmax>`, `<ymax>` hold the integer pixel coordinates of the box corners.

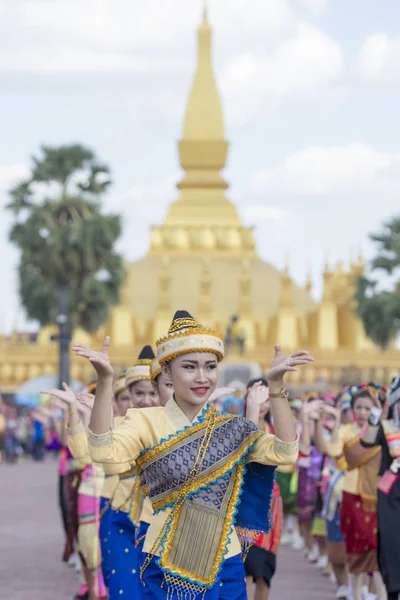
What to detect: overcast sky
<box><xmin>1</xmin><ymin>0</ymin><xmax>400</xmax><ymax>333</ymax></box>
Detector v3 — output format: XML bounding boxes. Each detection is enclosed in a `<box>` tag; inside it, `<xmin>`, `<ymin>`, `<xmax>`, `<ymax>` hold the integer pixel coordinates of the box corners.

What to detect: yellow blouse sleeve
<box><xmin>326</xmin><ymin>425</ymin><xmax>349</xmax><ymax>458</ymax></box>
<box><xmin>68</xmin><ymin>421</ymin><xmax>91</xmax><ymax>465</ymax></box>
<box><xmin>88</xmin><ymin>408</ymin><xmax>147</xmax><ymax>465</ymax></box>
<box><xmin>248</xmin><ymin>432</ymin><xmax>299</xmax><ymax>466</ymax></box>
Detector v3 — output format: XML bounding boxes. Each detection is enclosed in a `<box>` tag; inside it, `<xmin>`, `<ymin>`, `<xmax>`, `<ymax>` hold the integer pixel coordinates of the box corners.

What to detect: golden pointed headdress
<box><xmin>114</xmin><ymin>371</ymin><xmax>128</xmax><ymax>396</ymax></box>
<box><xmin>150</xmin><ymin>358</ymin><xmax>162</xmax><ymax>383</ymax></box>
<box><xmin>125</xmin><ymin>345</ymin><xmax>155</xmax><ymax>387</ymax></box>
<box><xmin>156</xmin><ymin>310</ymin><xmax>224</xmax><ymax>365</ymax></box>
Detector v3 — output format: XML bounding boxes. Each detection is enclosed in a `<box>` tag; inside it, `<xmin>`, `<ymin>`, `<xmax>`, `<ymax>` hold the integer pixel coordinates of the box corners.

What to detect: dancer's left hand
<box><xmin>266</xmin><ymin>344</ymin><xmax>314</xmax><ymax>384</ymax></box>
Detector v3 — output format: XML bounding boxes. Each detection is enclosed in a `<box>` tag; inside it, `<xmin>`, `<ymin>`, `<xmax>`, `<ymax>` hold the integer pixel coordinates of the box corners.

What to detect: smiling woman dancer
<box><xmin>73</xmin><ymin>310</ymin><xmax>313</xmax><ymax>600</ymax></box>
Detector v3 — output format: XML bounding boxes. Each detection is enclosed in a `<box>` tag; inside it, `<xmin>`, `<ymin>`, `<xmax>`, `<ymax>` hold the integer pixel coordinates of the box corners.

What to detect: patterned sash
<box><xmin>383</xmin><ymin>420</ymin><xmax>400</xmax><ymax>459</ymax></box>
<box><xmin>136</xmin><ymin>405</ymin><xmax>263</xmax><ymax>596</ymax></box>
<box><xmin>322</xmin><ymin>469</ymin><xmax>345</xmax><ymax>521</ymax></box>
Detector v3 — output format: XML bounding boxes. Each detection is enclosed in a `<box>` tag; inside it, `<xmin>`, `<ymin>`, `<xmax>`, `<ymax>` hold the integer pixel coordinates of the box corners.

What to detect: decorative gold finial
<box><xmin>349</xmin><ymin>246</ymin><xmax>355</xmax><ymax>267</ymax></box>
<box><xmin>305</xmin><ymin>269</ymin><xmax>313</xmax><ymax>294</ymax></box>
<box><xmin>357</xmin><ymin>243</ymin><xmax>364</xmax><ymax>267</ymax></box>
<box><xmin>239</xmin><ymin>258</ymin><xmax>251</xmax><ymax>315</ymax></box>
<box><xmin>323</xmin><ymin>252</ymin><xmax>331</xmax><ymax>275</ymax></box>
<box><xmin>335</xmin><ymin>260</ymin><xmax>344</xmax><ymax>274</ymax></box>
<box><xmin>279</xmin><ymin>259</ymin><xmax>293</xmax><ymax>309</ymax></box>
<box><xmin>283</xmin><ymin>253</ymin><xmax>290</xmax><ymax>276</ymax></box>
<box><xmin>202</xmin><ymin>0</ymin><xmax>208</xmax><ymax>24</ymax></box>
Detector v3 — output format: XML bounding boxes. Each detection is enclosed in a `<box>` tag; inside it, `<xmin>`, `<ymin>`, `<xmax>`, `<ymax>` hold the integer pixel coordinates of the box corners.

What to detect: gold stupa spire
<box><xmin>161</xmin><ymin>3</ymin><xmax>242</xmax><ymax>233</ymax></box>
<box><xmin>181</xmin><ymin>2</ymin><xmax>223</xmax><ymax>141</ymax></box>
<box><xmin>202</xmin><ymin>0</ymin><xmax>208</xmax><ymax>23</ymax></box>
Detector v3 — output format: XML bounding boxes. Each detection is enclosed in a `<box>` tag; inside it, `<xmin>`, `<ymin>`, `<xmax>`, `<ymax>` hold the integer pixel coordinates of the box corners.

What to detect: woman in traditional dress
<box><xmin>73</xmin><ymin>309</ymin><xmax>312</xmax><ymax>599</ymax></box>
<box><xmin>105</xmin><ymin>345</ymin><xmax>159</xmax><ymax>599</ymax></box>
<box><xmin>296</xmin><ymin>393</ymin><xmax>324</xmax><ymax>563</ymax></box>
<box><xmin>44</xmin><ymin>381</ymin><xmax>107</xmax><ymax>600</ymax></box>
<box><xmin>322</xmin><ymin>385</ymin><xmax>386</xmax><ymax>600</ymax></box>
<box><xmin>276</xmin><ymin>400</ymin><xmax>301</xmax><ymax>549</ymax></box>
<box><xmin>360</xmin><ymin>375</ymin><xmax>400</xmax><ymax>600</ymax></box>
<box><xmin>313</xmin><ymin>392</ymin><xmax>353</xmax><ymax>599</ymax></box>
<box><xmin>244</xmin><ymin>380</ymin><xmax>283</xmax><ymax>600</ymax></box>
<box><xmin>98</xmin><ymin>372</ymin><xmax>133</xmax><ymax>589</ymax></box>
<box><xmin>47</xmin><ymin>395</ymin><xmax>80</xmax><ymax>571</ymax></box>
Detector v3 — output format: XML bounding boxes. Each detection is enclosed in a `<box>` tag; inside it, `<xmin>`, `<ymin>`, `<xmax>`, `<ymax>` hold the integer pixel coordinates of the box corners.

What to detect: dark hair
<box><xmin>246</xmin><ymin>377</ymin><xmax>268</xmax><ymax>390</ymax></box>
<box><xmin>334</xmin><ymin>392</ymin><xmax>344</xmax><ymax>406</ymax></box>
<box><xmin>351</xmin><ymin>388</ymin><xmax>374</xmax><ymax>409</ymax></box>
<box><xmin>367</xmin><ymin>382</ymin><xmax>386</xmax><ymax>407</ymax></box>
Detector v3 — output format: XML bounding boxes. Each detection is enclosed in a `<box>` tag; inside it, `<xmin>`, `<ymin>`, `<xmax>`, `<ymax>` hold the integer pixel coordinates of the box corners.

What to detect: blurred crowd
<box><xmin>0</xmin><ymin>398</ymin><xmax>64</xmax><ymax>464</ymax></box>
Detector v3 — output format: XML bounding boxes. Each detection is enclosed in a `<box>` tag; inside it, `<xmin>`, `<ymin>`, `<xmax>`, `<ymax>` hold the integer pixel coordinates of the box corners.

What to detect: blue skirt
<box><xmin>108</xmin><ymin>509</ymin><xmax>141</xmax><ymax>599</ymax></box>
<box><xmin>326</xmin><ymin>504</ymin><xmax>344</xmax><ymax>544</ymax></box>
<box><xmin>99</xmin><ymin>497</ymin><xmax>113</xmax><ymax>586</ymax></box>
<box><xmin>142</xmin><ymin>553</ymin><xmax>247</xmax><ymax>600</ymax></box>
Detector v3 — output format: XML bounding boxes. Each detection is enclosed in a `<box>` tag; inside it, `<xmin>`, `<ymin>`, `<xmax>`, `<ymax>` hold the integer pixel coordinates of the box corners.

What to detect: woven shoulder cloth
<box><xmin>136</xmin><ymin>404</ymin><xmax>263</xmax><ymax>598</ymax></box>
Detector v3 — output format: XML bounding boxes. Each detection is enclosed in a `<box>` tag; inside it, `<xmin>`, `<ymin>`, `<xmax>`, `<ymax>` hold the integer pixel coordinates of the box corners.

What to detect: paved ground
<box><xmin>270</xmin><ymin>545</ymin><xmax>336</xmax><ymax>600</ymax></box>
<box><xmin>1</xmin><ymin>459</ymin><xmax>337</xmax><ymax>599</ymax></box>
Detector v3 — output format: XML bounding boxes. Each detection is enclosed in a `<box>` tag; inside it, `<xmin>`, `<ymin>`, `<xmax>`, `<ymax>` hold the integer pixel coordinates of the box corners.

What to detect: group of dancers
<box><xmin>273</xmin><ymin>379</ymin><xmax>400</xmax><ymax>600</ymax></box>
<box><xmin>38</xmin><ymin>308</ymin><xmax>400</xmax><ymax>600</ymax></box>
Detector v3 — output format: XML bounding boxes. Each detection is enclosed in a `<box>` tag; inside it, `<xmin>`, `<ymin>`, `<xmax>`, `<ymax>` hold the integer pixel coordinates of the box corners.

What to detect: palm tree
<box><xmin>8</xmin><ymin>144</ymin><xmax>124</xmax><ymax>385</ymax></box>
<box><xmin>355</xmin><ymin>216</ymin><xmax>400</xmax><ymax>349</ymax></box>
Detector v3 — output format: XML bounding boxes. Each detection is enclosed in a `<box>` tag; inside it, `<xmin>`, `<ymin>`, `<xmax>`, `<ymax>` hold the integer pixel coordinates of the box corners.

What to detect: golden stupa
<box><xmin>1</xmin><ymin>8</ymin><xmax>399</xmax><ymax>393</ymax></box>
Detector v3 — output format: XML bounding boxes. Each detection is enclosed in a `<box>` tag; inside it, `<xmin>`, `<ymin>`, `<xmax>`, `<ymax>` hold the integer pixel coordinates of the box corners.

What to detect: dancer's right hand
<box><xmin>42</xmin><ymin>382</ymin><xmax>77</xmax><ymax>408</ymax></box>
<box><xmin>77</xmin><ymin>393</ymin><xmax>95</xmax><ymax>411</ymax></box>
<box><xmin>72</xmin><ymin>336</ymin><xmax>114</xmax><ymax>379</ymax></box>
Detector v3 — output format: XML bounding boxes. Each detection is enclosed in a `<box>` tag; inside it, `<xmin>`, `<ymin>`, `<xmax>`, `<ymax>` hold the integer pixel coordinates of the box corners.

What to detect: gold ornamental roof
<box><xmin>126</xmin><ymin>256</ymin><xmax>316</xmax><ymax>321</ymax></box>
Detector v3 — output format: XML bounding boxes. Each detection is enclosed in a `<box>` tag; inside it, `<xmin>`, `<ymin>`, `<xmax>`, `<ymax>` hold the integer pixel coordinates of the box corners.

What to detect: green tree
<box><xmin>8</xmin><ymin>144</ymin><xmax>124</xmax><ymax>384</ymax></box>
<box><xmin>355</xmin><ymin>216</ymin><xmax>400</xmax><ymax>349</ymax></box>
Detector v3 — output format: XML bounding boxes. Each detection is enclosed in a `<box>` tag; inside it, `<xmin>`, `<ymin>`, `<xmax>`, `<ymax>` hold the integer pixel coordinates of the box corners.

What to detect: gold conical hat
<box><xmin>156</xmin><ymin>310</ymin><xmax>224</xmax><ymax>365</ymax></box>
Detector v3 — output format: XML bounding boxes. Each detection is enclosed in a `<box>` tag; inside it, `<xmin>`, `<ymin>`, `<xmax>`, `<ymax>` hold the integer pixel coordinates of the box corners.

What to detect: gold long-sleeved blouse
<box><xmin>68</xmin><ymin>420</ymin><xmax>131</xmax><ymax>500</ymax></box>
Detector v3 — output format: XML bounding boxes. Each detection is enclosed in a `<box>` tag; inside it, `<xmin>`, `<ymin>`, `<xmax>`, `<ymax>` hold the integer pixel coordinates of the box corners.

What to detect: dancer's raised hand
<box><xmin>77</xmin><ymin>392</ymin><xmax>95</xmax><ymax>411</ymax></box>
<box><xmin>247</xmin><ymin>381</ymin><xmax>269</xmax><ymax>407</ymax></box>
<box><xmin>303</xmin><ymin>399</ymin><xmax>324</xmax><ymax>420</ymax></box>
<box><xmin>42</xmin><ymin>382</ymin><xmax>76</xmax><ymax>406</ymax></box>
<box><xmin>266</xmin><ymin>344</ymin><xmax>314</xmax><ymax>384</ymax></box>
<box><xmin>72</xmin><ymin>336</ymin><xmax>114</xmax><ymax>379</ymax></box>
